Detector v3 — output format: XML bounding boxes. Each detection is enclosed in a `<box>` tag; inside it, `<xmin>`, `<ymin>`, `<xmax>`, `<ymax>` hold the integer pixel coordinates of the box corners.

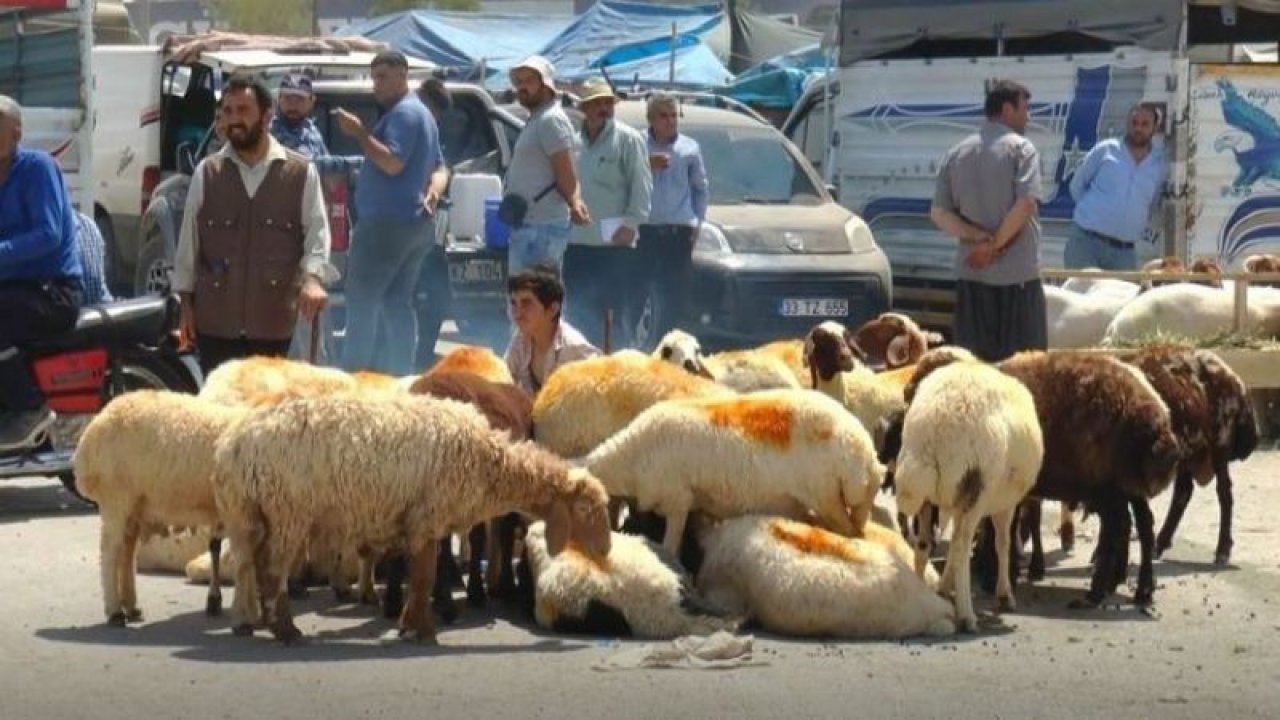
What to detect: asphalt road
<box><xmin>3</xmin><ymin>439</ymin><xmax>1280</xmax><ymax>720</ymax></box>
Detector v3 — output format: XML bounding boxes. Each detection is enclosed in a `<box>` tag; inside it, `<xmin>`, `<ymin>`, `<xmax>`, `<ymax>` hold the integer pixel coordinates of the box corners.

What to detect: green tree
<box><xmin>371</xmin><ymin>0</ymin><xmax>482</xmax><ymax>14</ymax></box>
<box><xmin>204</xmin><ymin>0</ymin><xmax>314</xmax><ymax>35</ymax></box>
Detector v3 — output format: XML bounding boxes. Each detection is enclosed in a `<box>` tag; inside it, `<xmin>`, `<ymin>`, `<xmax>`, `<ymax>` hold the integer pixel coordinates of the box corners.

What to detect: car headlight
<box><xmin>845</xmin><ymin>216</ymin><xmax>877</xmax><ymax>253</ymax></box>
<box><xmin>695</xmin><ymin>223</ymin><xmax>732</xmax><ymax>254</ymax></box>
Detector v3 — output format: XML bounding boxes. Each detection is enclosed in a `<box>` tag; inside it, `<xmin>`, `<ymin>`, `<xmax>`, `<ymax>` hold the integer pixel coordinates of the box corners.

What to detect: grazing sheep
<box><xmin>518</xmin><ymin>521</ymin><xmax>739</xmax><ymax>638</ymax></box>
<box><xmin>652</xmin><ymin>329</ymin><xmax>800</xmax><ymax>392</ymax></box>
<box><xmin>531</xmin><ymin>350</ymin><xmax>733</xmax><ymax>458</ymax></box>
<box><xmin>802</xmin><ymin>321</ymin><xmax>906</xmax><ymax>448</ymax></box>
<box><xmin>892</xmin><ymin>358</ymin><xmax>1043</xmax><ymax>631</ymax></box>
<box><xmin>851</xmin><ymin>312</ymin><xmax>943</xmax><ymax>370</ymax></box>
<box><xmin>583</xmin><ymin>389</ymin><xmax>884</xmax><ymax>556</ymax></box>
<box><xmin>695</xmin><ymin>516</ymin><xmax>955</xmax><ymax>639</ymax></box>
<box><xmin>1134</xmin><ymin>348</ymin><xmax>1259</xmax><ymax>566</ymax></box>
<box><xmin>73</xmin><ymin>390</ymin><xmax>247</xmax><ymax>625</ymax></box>
<box><xmin>212</xmin><ymin>392</ymin><xmax>612</xmax><ymax>644</ymax></box>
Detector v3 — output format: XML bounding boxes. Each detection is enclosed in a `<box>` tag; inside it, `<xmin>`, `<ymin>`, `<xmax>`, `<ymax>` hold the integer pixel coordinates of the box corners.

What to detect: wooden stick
<box><xmin>603</xmin><ymin>309</ymin><xmax>613</xmax><ymax>354</ymax></box>
<box><xmin>308</xmin><ymin>312</ymin><xmax>321</xmax><ymax>365</ymax></box>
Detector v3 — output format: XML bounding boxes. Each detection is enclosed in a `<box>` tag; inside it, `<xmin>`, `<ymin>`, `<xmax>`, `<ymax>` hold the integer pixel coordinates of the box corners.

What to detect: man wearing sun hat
<box><xmin>563</xmin><ymin>77</ymin><xmax>651</xmax><ymax>348</ymax></box>
<box><xmin>504</xmin><ymin>55</ymin><xmax>590</xmax><ymax>274</ymax></box>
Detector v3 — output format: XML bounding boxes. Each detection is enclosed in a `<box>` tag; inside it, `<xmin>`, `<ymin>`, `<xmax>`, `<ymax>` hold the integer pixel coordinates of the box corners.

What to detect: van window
<box><xmin>314</xmin><ymin>91</ymin><xmax>497</xmax><ymax>169</ymax></box>
<box><xmin>683</xmin><ymin>125</ymin><xmax>824</xmax><ymax>206</ymax></box>
<box><xmin>800</xmin><ymin>99</ymin><xmax>829</xmax><ymax>176</ymax></box>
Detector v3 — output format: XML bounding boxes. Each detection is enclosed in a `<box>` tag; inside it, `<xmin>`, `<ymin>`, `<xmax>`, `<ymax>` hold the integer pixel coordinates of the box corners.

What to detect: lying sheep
<box><xmin>892</xmin><ymin>357</ymin><xmax>1043</xmax><ymax>631</ymax></box>
<box><xmin>583</xmin><ymin>389</ymin><xmax>884</xmax><ymax>556</ymax></box>
<box><xmin>213</xmin><ymin>392</ymin><xmax>613</xmax><ymax>645</ymax></box>
<box><xmin>1045</xmin><ymin>284</ymin><xmax>1137</xmax><ymax>349</ymax></box>
<box><xmin>1103</xmin><ymin>282</ymin><xmax>1280</xmax><ymax>345</ymax></box>
<box><xmin>73</xmin><ymin>390</ymin><xmax>247</xmax><ymax>625</ymax></box>
<box><xmin>1134</xmin><ymin>347</ymin><xmax>1259</xmax><ymax>566</ymax></box>
<box><xmin>532</xmin><ymin>350</ymin><xmax>733</xmax><ymax>459</ymax></box>
<box><xmin>518</xmin><ymin>521</ymin><xmax>739</xmax><ymax>639</ymax></box>
<box><xmin>695</xmin><ymin>516</ymin><xmax>955</xmax><ymax>639</ymax></box>
<box><xmin>652</xmin><ymin>329</ymin><xmax>800</xmax><ymax>392</ymax></box>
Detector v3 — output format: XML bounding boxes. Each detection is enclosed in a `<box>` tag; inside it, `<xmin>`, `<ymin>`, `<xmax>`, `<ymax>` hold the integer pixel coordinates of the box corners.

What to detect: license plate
<box><xmin>450</xmin><ymin>259</ymin><xmax>504</xmax><ymax>284</ymax></box>
<box><xmin>778</xmin><ymin>298</ymin><xmax>849</xmax><ymax>317</ymax></box>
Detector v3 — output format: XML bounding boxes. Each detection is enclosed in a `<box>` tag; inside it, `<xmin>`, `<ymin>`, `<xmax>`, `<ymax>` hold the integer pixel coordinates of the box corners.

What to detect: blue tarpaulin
<box><xmin>720</xmin><ymin>42</ymin><xmax>828</xmax><ymax>108</ymax></box>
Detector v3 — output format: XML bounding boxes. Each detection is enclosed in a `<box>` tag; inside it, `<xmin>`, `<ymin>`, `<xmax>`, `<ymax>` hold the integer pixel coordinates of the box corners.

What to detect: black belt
<box><xmin>1082</xmin><ymin>227</ymin><xmax>1134</xmax><ymax>250</ymax></box>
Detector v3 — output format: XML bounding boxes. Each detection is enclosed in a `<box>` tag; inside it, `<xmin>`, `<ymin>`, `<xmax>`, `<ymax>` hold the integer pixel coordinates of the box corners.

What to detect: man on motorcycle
<box><xmin>0</xmin><ymin>95</ymin><xmax>85</xmax><ymax>452</ymax></box>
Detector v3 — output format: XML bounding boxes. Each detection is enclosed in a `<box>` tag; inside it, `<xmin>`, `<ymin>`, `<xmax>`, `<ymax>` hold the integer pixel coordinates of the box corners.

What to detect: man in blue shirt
<box><xmin>334</xmin><ymin>50</ymin><xmax>444</xmax><ymax>375</ymax></box>
<box><xmin>0</xmin><ymin>95</ymin><xmax>84</xmax><ymax>452</ymax></box>
<box><xmin>1065</xmin><ymin>104</ymin><xmax>1169</xmax><ymax>270</ymax></box>
<box><xmin>639</xmin><ymin>93</ymin><xmax>708</xmax><ymax>340</ymax></box>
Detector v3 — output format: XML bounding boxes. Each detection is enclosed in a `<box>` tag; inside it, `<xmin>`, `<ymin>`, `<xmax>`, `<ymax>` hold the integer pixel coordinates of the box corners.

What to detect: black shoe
<box><xmin>0</xmin><ymin>408</ymin><xmax>56</xmax><ymax>453</ymax></box>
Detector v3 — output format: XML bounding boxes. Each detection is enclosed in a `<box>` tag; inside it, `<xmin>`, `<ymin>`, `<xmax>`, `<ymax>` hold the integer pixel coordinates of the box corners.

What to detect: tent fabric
<box><xmin>336</xmin><ymin>11</ymin><xmax>571</xmax><ymax>75</ymax></box>
<box><xmin>720</xmin><ymin>42</ymin><xmax>828</xmax><ymax>108</ymax></box>
<box><xmin>725</xmin><ymin>8</ymin><xmax>821</xmax><ymax>73</ymax></box>
<box><xmin>838</xmin><ymin>0</ymin><xmax>1183</xmax><ymax>64</ymax></box>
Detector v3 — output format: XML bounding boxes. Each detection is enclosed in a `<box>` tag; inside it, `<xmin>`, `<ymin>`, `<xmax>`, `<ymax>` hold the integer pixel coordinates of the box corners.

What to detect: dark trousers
<box><xmin>564</xmin><ymin>244</ymin><xmax>635</xmax><ymax>349</ymax></box>
<box><xmin>636</xmin><ymin>224</ymin><xmax>695</xmax><ymax>339</ymax></box>
<box><xmin>413</xmin><ymin>243</ymin><xmax>453</xmax><ymax>369</ymax></box>
<box><xmin>0</xmin><ymin>278</ymin><xmax>82</xmax><ymax>411</ymax></box>
<box><xmin>196</xmin><ymin>335</ymin><xmax>293</xmax><ymax>377</ymax></box>
<box><xmin>954</xmin><ymin>278</ymin><xmax>1048</xmax><ymax>363</ymax></box>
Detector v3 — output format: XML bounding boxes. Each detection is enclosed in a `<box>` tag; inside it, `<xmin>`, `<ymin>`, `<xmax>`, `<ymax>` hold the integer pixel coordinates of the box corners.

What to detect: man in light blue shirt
<box><xmin>1065</xmin><ymin>104</ymin><xmax>1168</xmax><ymax>270</ymax></box>
<box><xmin>638</xmin><ymin>93</ymin><xmax>708</xmax><ymax>341</ymax></box>
<box><xmin>334</xmin><ymin>50</ymin><xmax>443</xmax><ymax>375</ymax></box>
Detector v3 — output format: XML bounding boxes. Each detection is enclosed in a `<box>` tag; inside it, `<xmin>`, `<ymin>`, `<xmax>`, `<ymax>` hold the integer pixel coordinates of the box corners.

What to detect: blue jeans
<box><xmin>1063</xmin><ymin>223</ymin><xmax>1137</xmax><ymax>271</ymax></box>
<box><xmin>508</xmin><ymin>220</ymin><xmax>571</xmax><ymax>274</ymax></box>
<box><xmin>341</xmin><ymin>216</ymin><xmax>433</xmax><ymax>375</ymax></box>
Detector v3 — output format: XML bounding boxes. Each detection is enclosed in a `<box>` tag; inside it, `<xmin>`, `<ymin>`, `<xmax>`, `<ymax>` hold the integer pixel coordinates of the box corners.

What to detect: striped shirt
<box><xmin>73</xmin><ymin>211</ymin><xmax>112</xmax><ymax>305</ymax></box>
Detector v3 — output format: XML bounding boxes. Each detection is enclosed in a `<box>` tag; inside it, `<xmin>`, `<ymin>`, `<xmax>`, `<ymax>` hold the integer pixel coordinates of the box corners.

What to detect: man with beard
<box><xmin>173</xmin><ymin>74</ymin><xmax>330</xmax><ymax>375</ymax></box>
<box><xmin>931</xmin><ymin>79</ymin><xmax>1046</xmax><ymax>362</ymax></box>
<box><xmin>1065</xmin><ymin>104</ymin><xmax>1169</xmax><ymax>270</ymax></box>
<box><xmin>503</xmin><ymin>55</ymin><xmax>590</xmax><ymax>273</ymax></box>
<box><xmin>270</xmin><ymin>74</ymin><xmax>328</xmax><ymax>158</ymax></box>
<box><xmin>333</xmin><ymin>50</ymin><xmax>443</xmax><ymax>375</ymax></box>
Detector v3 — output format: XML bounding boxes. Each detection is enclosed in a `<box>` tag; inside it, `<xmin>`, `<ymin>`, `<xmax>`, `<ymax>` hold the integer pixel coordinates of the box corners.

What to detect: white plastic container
<box><xmin>449</xmin><ymin>173</ymin><xmax>503</xmax><ymax>240</ymax></box>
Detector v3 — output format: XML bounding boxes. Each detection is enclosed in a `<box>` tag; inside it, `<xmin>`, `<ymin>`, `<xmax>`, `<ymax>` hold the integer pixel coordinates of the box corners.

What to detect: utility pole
<box><xmin>311</xmin><ymin>0</ymin><xmax>320</xmax><ymax>36</ymax></box>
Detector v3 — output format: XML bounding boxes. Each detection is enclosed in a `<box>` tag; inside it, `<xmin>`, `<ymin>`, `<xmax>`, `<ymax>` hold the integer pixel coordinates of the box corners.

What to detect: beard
<box><xmin>1127</xmin><ymin>132</ymin><xmax>1152</xmax><ymax>149</ymax></box>
<box><xmin>227</xmin><ymin>120</ymin><xmax>264</xmax><ymax>151</ymax></box>
<box><xmin>516</xmin><ymin>88</ymin><xmax>541</xmax><ymax>110</ymax></box>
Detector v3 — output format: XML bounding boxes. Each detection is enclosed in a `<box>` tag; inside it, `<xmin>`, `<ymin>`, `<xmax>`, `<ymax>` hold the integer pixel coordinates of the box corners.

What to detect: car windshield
<box><xmin>681</xmin><ymin>125</ymin><xmax>825</xmax><ymax>206</ymax></box>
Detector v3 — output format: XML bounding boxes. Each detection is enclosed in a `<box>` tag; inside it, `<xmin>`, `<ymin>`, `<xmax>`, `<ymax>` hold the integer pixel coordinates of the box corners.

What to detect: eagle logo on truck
<box><xmin>1211</xmin><ymin>78</ymin><xmax>1280</xmax><ymax>262</ymax></box>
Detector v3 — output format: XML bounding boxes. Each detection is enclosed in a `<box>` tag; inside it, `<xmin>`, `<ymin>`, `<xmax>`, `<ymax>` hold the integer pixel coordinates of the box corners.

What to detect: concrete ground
<box><xmin>2</xmin><ymin>447</ymin><xmax>1279</xmax><ymax>720</ymax></box>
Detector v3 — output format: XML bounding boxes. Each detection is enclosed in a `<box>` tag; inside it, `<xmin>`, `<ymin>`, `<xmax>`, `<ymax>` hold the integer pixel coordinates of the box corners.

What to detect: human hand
<box><xmin>571</xmin><ymin>199</ymin><xmax>592</xmax><ymax>226</ymax></box>
<box><xmin>298</xmin><ymin>276</ymin><xmax>329</xmax><ymax>321</ymax></box>
<box><xmin>649</xmin><ymin>153</ymin><xmax>670</xmax><ymax>171</ymax></box>
<box><xmin>333</xmin><ymin>108</ymin><xmax>364</xmax><ymax>138</ymax></box>
<box><xmin>177</xmin><ymin>300</ymin><xmax>196</xmax><ymax>351</ymax></box>
<box><xmin>965</xmin><ymin>241</ymin><xmax>998</xmax><ymax>270</ymax></box>
<box><xmin>610</xmin><ymin>225</ymin><xmax>637</xmax><ymax>247</ymax></box>
<box><xmin>424</xmin><ymin>187</ymin><xmax>442</xmax><ymax>215</ymax></box>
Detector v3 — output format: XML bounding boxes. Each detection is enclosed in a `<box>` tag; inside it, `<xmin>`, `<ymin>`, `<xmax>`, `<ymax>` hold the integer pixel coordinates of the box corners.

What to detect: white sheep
<box><xmin>1045</xmin><ymin>284</ymin><xmax>1136</xmax><ymax>349</ymax></box>
<box><xmin>802</xmin><ymin>321</ymin><xmax>906</xmax><ymax>448</ymax></box>
<box><xmin>652</xmin><ymin>329</ymin><xmax>801</xmax><ymax>393</ymax></box>
<box><xmin>532</xmin><ymin>349</ymin><xmax>733</xmax><ymax>459</ymax></box>
<box><xmin>519</xmin><ymin>521</ymin><xmax>739</xmax><ymax>639</ymax></box>
<box><xmin>582</xmin><ymin>388</ymin><xmax>884</xmax><ymax>556</ymax></box>
<box><xmin>695</xmin><ymin>516</ymin><xmax>955</xmax><ymax>639</ymax></box>
<box><xmin>893</xmin><ymin>358</ymin><xmax>1043</xmax><ymax>632</ymax></box>
<box><xmin>73</xmin><ymin>390</ymin><xmax>248</xmax><ymax>625</ymax></box>
<box><xmin>212</xmin><ymin>392</ymin><xmax>613</xmax><ymax>645</ymax></box>
<box><xmin>1103</xmin><ymin>282</ymin><xmax>1280</xmax><ymax>345</ymax></box>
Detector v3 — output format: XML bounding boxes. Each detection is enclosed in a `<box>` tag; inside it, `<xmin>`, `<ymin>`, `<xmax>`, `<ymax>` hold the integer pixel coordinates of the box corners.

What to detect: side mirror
<box><xmin>825</xmin><ymin>182</ymin><xmax>838</xmax><ymax>197</ymax></box>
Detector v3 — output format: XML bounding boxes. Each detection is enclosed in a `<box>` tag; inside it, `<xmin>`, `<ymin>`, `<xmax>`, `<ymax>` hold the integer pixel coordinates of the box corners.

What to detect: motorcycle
<box><xmin>0</xmin><ymin>293</ymin><xmax>203</xmax><ymax>500</ymax></box>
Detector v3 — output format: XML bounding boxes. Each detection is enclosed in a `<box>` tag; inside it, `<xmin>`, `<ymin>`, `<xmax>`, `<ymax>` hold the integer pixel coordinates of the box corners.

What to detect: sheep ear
<box><xmin>851</xmin><ymin>322</ymin><xmax>893</xmax><ymax>364</ymax></box>
<box><xmin>544</xmin><ymin>500</ymin><xmax>572</xmax><ymax>556</ymax></box>
<box><xmin>886</xmin><ymin>334</ymin><xmax>912</xmax><ymax>368</ymax></box>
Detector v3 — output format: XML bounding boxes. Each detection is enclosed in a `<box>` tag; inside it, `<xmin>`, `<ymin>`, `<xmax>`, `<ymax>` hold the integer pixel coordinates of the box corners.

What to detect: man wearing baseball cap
<box><xmin>271</xmin><ymin>73</ymin><xmax>329</xmax><ymax>159</ymax></box>
<box><xmin>503</xmin><ymin>55</ymin><xmax>590</xmax><ymax>274</ymax></box>
<box><xmin>563</xmin><ymin>77</ymin><xmax>651</xmax><ymax>347</ymax></box>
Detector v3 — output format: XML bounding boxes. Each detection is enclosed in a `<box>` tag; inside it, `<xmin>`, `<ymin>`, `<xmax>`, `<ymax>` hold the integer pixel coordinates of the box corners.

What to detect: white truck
<box><xmin>783</xmin><ymin>0</ymin><xmax>1280</xmax><ymax>333</ymax></box>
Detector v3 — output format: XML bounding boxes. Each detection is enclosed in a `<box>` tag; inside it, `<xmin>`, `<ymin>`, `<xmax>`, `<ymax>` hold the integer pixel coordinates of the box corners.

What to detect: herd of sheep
<box><xmin>69</xmin><ymin>268</ymin><xmax>1268</xmax><ymax>646</ymax></box>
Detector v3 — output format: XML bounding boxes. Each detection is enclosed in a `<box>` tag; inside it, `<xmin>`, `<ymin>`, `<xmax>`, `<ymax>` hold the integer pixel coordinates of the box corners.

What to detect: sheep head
<box><xmin>901</xmin><ymin>346</ymin><xmax>978</xmax><ymax>403</ymax></box>
<box><xmin>852</xmin><ymin>312</ymin><xmax>943</xmax><ymax>370</ymax></box>
<box><xmin>544</xmin><ymin>467</ymin><xmax>613</xmax><ymax>561</ymax></box>
<box><xmin>653</xmin><ymin>329</ymin><xmax>716</xmax><ymax>380</ymax></box>
<box><xmin>1189</xmin><ymin>257</ymin><xmax>1224</xmax><ymax>288</ymax></box>
<box><xmin>803</xmin><ymin>321</ymin><xmax>863</xmax><ymax>383</ymax></box>
<box><xmin>1244</xmin><ymin>253</ymin><xmax>1280</xmax><ymax>274</ymax></box>
<box><xmin>1193</xmin><ymin>349</ymin><xmax>1259</xmax><ymax>464</ymax></box>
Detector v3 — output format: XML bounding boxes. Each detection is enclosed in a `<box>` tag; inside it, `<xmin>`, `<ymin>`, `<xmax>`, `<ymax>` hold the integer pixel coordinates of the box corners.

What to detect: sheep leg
<box><xmin>1131</xmin><ymin>497</ymin><xmax>1156</xmax><ymax>608</ymax></box>
<box><xmin>1213</xmin><ymin>461</ymin><xmax>1234</xmax><ymax>566</ymax></box>
<box><xmin>398</xmin><ymin>546</ymin><xmax>440</xmax><ymax>645</ymax></box>
<box><xmin>484</xmin><ymin>518</ymin><xmax>502</xmax><ymax>597</ymax></box>
<box><xmin>1059</xmin><ymin>501</ymin><xmax>1076</xmax><ymax>554</ymax></box>
<box><xmin>357</xmin><ymin>551</ymin><xmax>379</xmax><ymax>606</ymax></box>
<box><xmin>1022</xmin><ymin>500</ymin><xmax>1045</xmax><ymax>582</ymax></box>
<box><xmin>1112</xmin><ymin>505</ymin><xmax>1133</xmax><ymax>589</ymax></box>
<box><xmin>662</xmin><ymin>509</ymin><xmax>690</xmax><ymax>558</ymax></box>
<box><xmin>118</xmin><ymin>516</ymin><xmax>144</xmax><ymax>623</ymax></box>
<box><xmin>466</xmin><ymin>523</ymin><xmax>487</xmax><ymax>607</ymax></box>
<box><xmin>99</xmin><ymin>511</ymin><xmax>126</xmax><ymax>625</ymax></box>
<box><xmin>492</xmin><ymin>513</ymin><xmax>521</xmax><ymax>601</ymax></box>
<box><xmin>912</xmin><ymin>503</ymin><xmax>936</xmax><ymax>582</ymax></box>
<box><xmin>1154</xmin><ymin>472</ymin><xmax>1194</xmax><ymax>560</ymax></box>
<box><xmin>257</xmin><ymin>535</ymin><xmax>302</xmax><ymax>644</ymax></box>
<box><xmin>382</xmin><ymin>553</ymin><xmax>407</xmax><ymax>620</ymax></box>
<box><xmin>227</xmin><ymin>529</ymin><xmax>261</xmax><ymax>634</ymax></box>
<box><xmin>206</xmin><ymin>536</ymin><xmax>223</xmax><ymax>617</ymax></box>
<box><xmin>1073</xmin><ymin>494</ymin><xmax>1124</xmax><ymax>609</ymax></box>
<box><xmin>431</xmin><ymin>541</ymin><xmax>459</xmax><ymax>624</ymax></box>
<box><xmin>948</xmin><ymin>514</ymin><xmax>980</xmax><ymax>633</ymax></box>
<box><xmin>992</xmin><ymin>507</ymin><xmax>1017</xmax><ymax>612</ymax></box>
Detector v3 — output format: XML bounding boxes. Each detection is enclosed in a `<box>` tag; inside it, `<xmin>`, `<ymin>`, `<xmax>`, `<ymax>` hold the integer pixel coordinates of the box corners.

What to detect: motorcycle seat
<box><xmin>26</xmin><ymin>295</ymin><xmax>178</xmax><ymax>353</ymax></box>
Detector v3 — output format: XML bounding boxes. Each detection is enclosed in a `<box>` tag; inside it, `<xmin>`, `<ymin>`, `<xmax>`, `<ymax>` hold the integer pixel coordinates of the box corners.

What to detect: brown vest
<box><xmin>193</xmin><ymin>150</ymin><xmax>309</xmax><ymax>340</ymax></box>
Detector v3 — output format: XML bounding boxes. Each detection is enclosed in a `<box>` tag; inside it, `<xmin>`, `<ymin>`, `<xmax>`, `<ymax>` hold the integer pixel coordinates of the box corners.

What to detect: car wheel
<box><xmin>134</xmin><ymin>232</ymin><xmax>172</xmax><ymax>297</ymax></box>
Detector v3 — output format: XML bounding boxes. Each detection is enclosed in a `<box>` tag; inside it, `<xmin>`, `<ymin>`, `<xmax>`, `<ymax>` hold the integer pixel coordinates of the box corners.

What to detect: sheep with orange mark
<box><xmin>801</xmin><ymin>321</ymin><xmax>906</xmax><ymax>449</ymax></box>
<box><xmin>212</xmin><ymin>392</ymin><xmax>613</xmax><ymax>645</ymax></box>
<box><xmin>694</xmin><ymin>516</ymin><xmax>955</xmax><ymax>639</ymax></box>
<box><xmin>72</xmin><ymin>390</ymin><xmax>249</xmax><ymax>625</ymax></box>
<box><xmin>891</xmin><ymin>356</ymin><xmax>1043</xmax><ymax>632</ymax></box>
<box><xmin>652</xmin><ymin>329</ymin><xmax>800</xmax><ymax>393</ymax></box>
<box><xmin>582</xmin><ymin>389</ymin><xmax>885</xmax><ymax>556</ymax></box>
<box><xmin>422</xmin><ymin>344</ymin><xmax>514</xmax><ymax>385</ymax></box>
<box><xmin>531</xmin><ymin>350</ymin><xmax>733</xmax><ymax>459</ymax></box>
<box><xmin>518</xmin><ymin>521</ymin><xmax>739</xmax><ymax>638</ymax></box>
<box><xmin>755</xmin><ymin>338</ymin><xmax>810</xmax><ymax>387</ymax></box>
